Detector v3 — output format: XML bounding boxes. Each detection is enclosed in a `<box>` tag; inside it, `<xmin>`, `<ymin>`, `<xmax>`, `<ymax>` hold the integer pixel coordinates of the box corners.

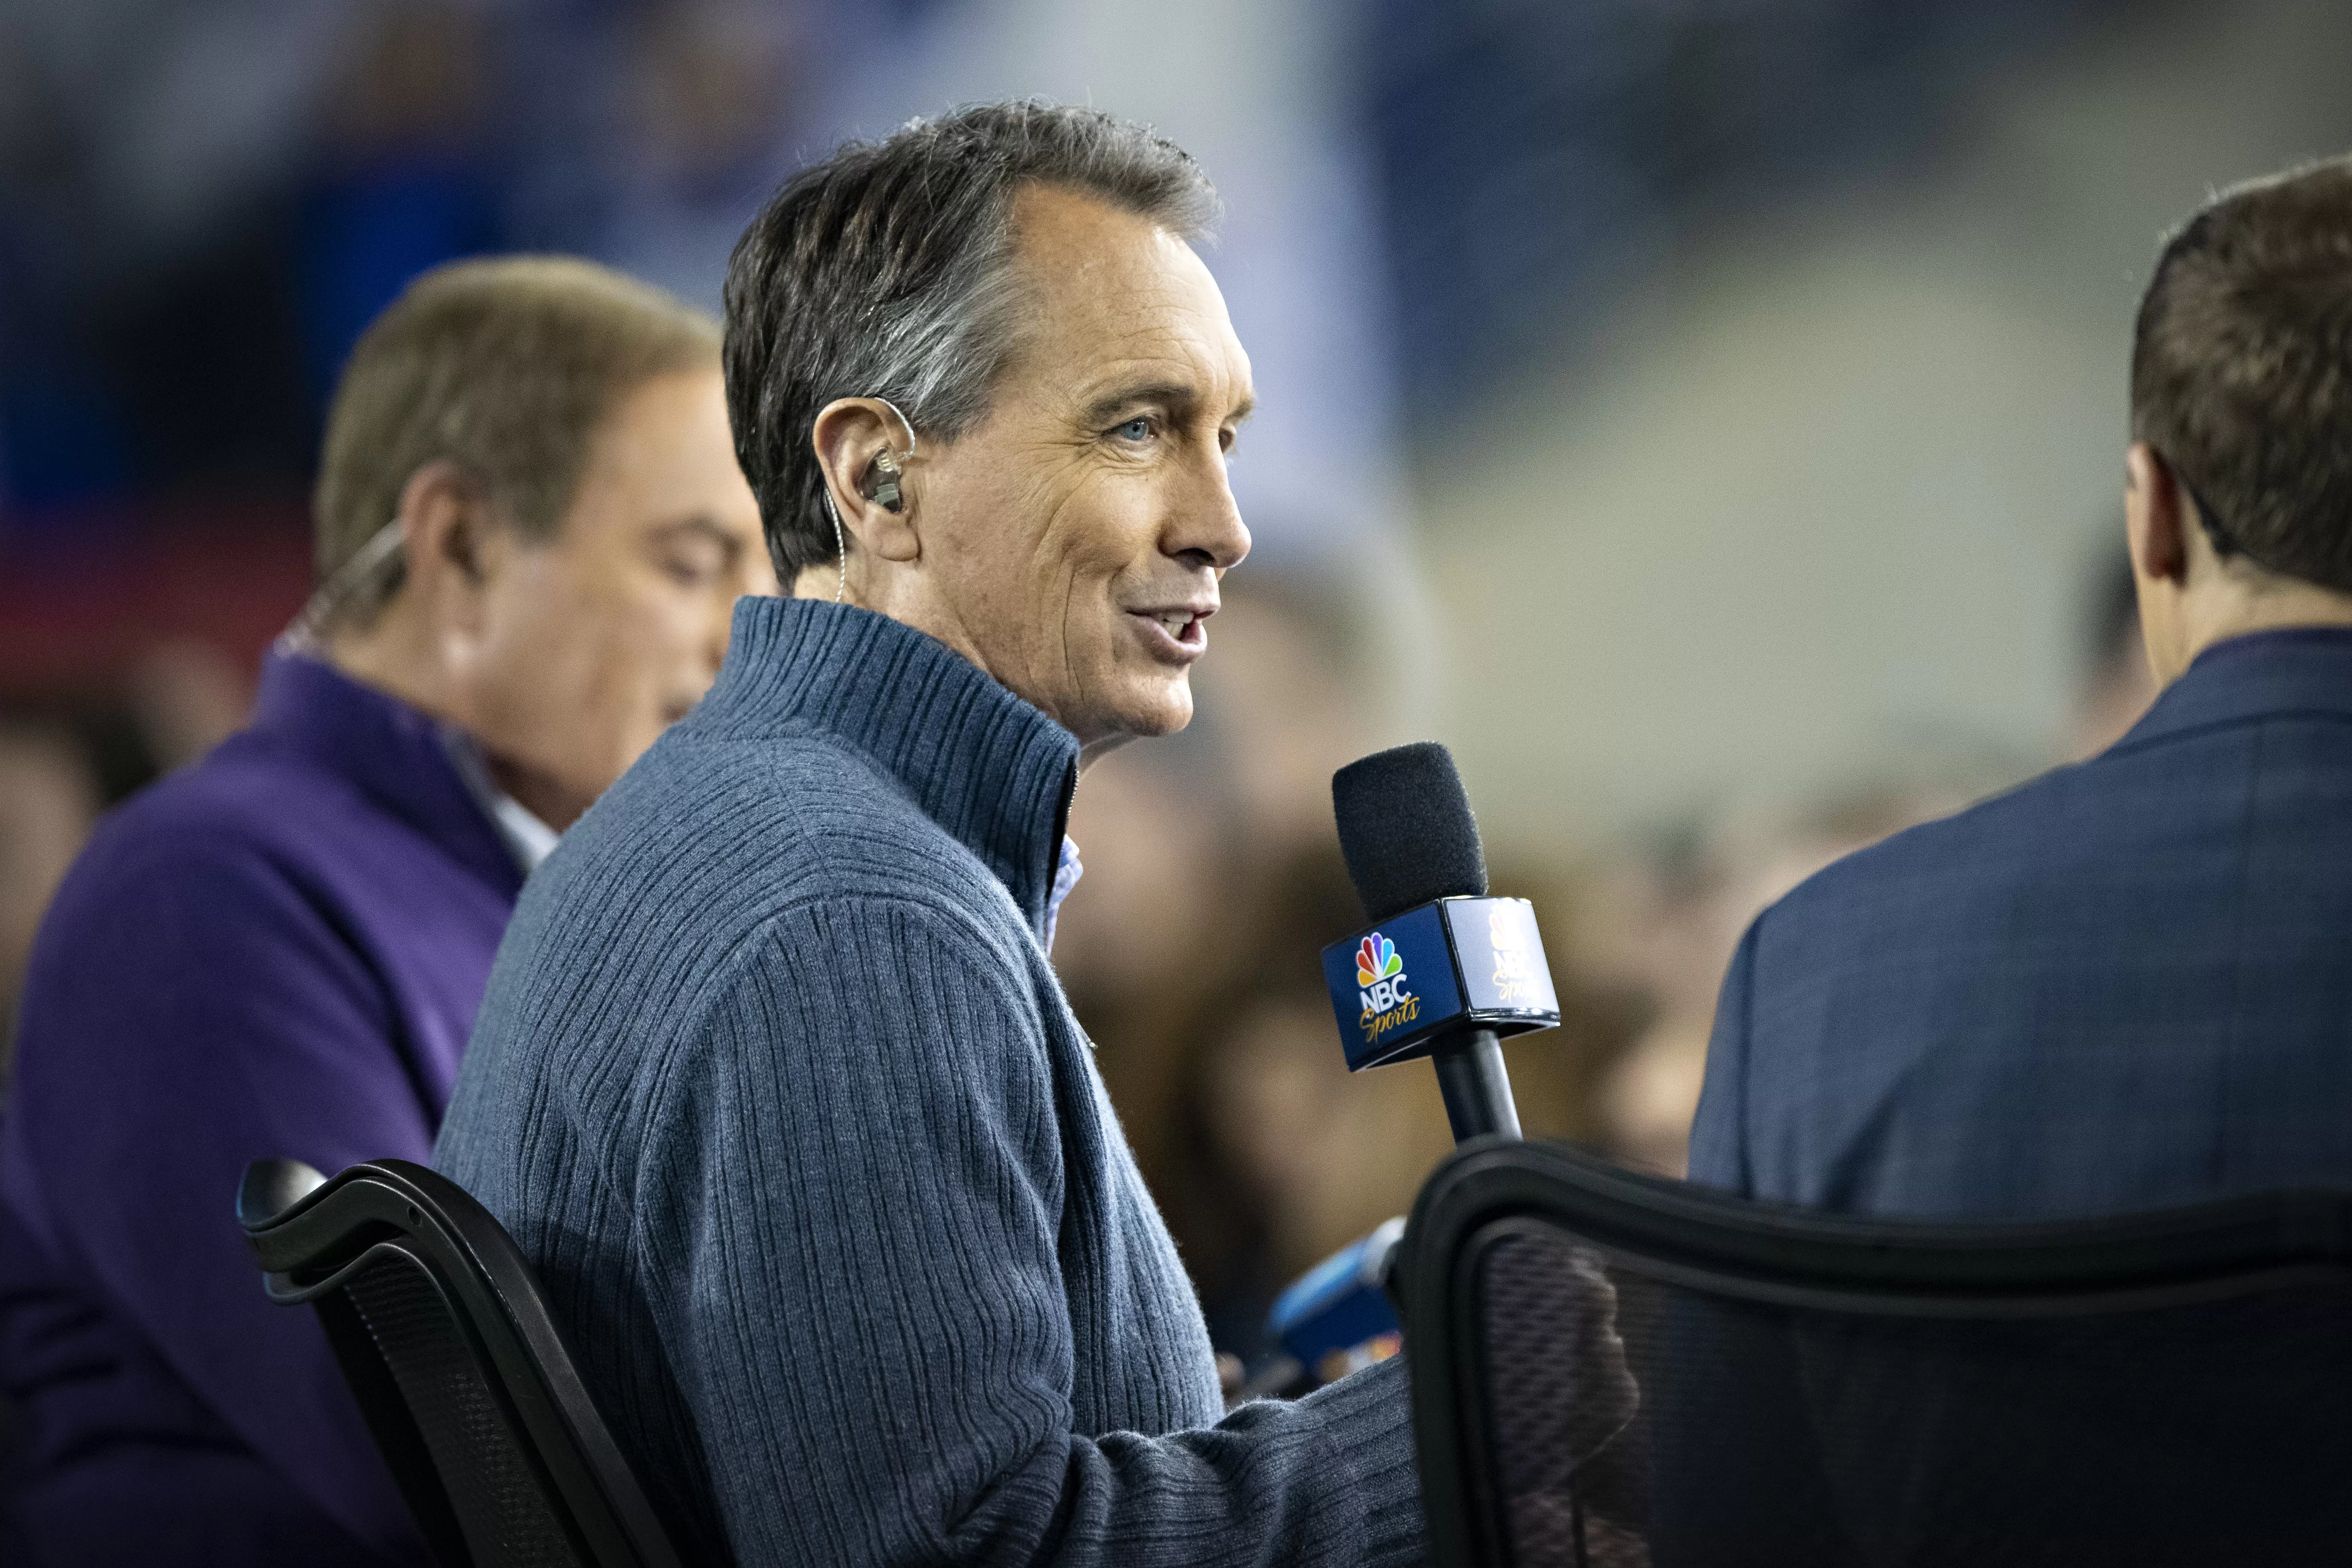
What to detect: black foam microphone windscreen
<box><xmin>1331</xmin><ymin>742</ymin><xmax>1489</xmax><ymax>924</ymax></box>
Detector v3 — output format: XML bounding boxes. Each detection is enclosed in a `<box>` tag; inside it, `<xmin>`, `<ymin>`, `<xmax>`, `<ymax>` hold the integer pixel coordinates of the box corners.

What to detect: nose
<box><xmin>1168</xmin><ymin>444</ymin><xmax>1252</xmax><ymax>574</ymax></box>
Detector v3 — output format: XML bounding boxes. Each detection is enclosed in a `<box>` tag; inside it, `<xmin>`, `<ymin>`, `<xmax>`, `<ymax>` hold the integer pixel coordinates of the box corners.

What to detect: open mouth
<box><xmin>1129</xmin><ymin>608</ymin><xmax>1209</xmax><ymax>657</ymax></box>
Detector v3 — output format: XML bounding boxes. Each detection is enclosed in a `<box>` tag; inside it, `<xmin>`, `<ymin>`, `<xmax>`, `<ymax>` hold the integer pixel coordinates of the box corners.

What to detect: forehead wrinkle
<box><xmin>993</xmin><ymin>304</ymin><xmax>1189</xmax><ymax>425</ymax></box>
<box><xmin>1065</xmin><ymin>336</ymin><xmax>1248</xmax><ymax>424</ymax></box>
<box><xmin>1025</xmin><ymin>260</ymin><xmax>1220</xmax><ymax>349</ymax></box>
<box><xmin>1060</xmin><ymin>314</ymin><xmax>1210</xmax><ymax>380</ymax></box>
<box><xmin>998</xmin><ymin>195</ymin><xmax>1252</xmax><ymax>434</ymax></box>
<box><xmin>1083</xmin><ymin>350</ymin><xmax>1195</xmax><ymax>394</ymax></box>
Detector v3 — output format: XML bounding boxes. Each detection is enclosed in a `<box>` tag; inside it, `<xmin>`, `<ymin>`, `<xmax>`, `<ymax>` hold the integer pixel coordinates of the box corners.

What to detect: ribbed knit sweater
<box><xmin>435</xmin><ymin>596</ymin><xmax>1423</xmax><ymax>1568</ymax></box>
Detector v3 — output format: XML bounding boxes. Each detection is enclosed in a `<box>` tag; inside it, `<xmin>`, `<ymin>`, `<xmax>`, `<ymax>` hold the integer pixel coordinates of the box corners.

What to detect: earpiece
<box><xmin>862</xmin><ymin>448</ymin><xmax>906</xmax><ymax>513</ymax></box>
<box><xmin>819</xmin><ymin>395</ymin><xmax>919</xmax><ymax>604</ymax></box>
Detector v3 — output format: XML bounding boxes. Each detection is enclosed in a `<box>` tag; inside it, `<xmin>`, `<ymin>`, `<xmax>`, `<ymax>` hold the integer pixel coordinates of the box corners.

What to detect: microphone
<box><xmin>1322</xmin><ymin>742</ymin><xmax>1558</xmax><ymax>1144</ymax></box>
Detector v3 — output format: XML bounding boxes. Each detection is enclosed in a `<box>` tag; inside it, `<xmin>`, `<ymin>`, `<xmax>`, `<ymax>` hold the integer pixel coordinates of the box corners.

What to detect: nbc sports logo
<box><xmin>1356</xmin><ymin>934</ymin><xmax>1416</xmax><ymax>1039</ymax></box>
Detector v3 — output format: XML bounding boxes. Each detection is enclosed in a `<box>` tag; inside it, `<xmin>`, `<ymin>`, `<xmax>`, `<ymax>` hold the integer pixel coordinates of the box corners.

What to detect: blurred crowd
<box><xmin>0</xmin><ymin>533</ymin><xmax>2156</xmax><ymax>1373</ymax></box>
<box><xmin>1046</xmin><ymin>543</ymin><xmax>2155</xmax><ymax>1362</ymax></box>
<box><xmin>0</xmin><ymin>0</ymin><xmax>2176</xmax><ymax>1377</ymax></box>
<box><xmin>0</xmin><ymin>0</ymin><xmax>818</xmax><ymax>1071</ymax></box>
<box><xmin>0</xmin><ymin>0</ymin><xmax>809</xmax><ymax>512</ymax></box>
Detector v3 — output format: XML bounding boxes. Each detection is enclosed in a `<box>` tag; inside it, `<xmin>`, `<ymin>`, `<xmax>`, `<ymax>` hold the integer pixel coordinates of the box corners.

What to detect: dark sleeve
<box><xmin>1685</xmin><ymin>915</ymin><xmax>1760</xmax><ymax>1193</ymax></box>
<box><xmin>637</xmin><ymin>897</ymin><xmax>1423</xmax><ymax>1568</ymax></box>
<box><xmin>7</xmin><ymin>830</ymin><xmax>433</xmax><ymax>1557</ymax></box>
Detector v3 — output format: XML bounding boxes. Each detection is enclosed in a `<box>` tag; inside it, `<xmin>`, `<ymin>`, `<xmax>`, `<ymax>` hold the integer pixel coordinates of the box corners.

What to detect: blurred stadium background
<box><xmin>4</xmin><ymin>0</ymin><xmax>2347</xmax><ymax>1359</ymax></box>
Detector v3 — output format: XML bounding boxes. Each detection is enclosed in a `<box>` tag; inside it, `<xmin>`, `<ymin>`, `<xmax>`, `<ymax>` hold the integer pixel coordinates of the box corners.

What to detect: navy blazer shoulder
<box><xmin>1688</xmin><ymin>627</ymin><xmax>2352</xmax><ymax>1219</ymax></box>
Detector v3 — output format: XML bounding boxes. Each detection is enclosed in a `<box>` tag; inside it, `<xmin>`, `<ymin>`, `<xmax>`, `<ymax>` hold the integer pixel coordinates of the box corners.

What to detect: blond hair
<box><xmin>313</xmin><ymin>256</ymin><xmax>720</xmax><ymax>626</ymax></box>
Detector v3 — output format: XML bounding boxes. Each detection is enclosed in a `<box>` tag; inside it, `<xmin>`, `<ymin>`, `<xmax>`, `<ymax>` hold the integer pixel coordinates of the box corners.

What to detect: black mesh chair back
<box><xmin>237</xmin><ymin>1158</ymin><xmax>685</xmax><ymax>1568</ymax></box>
<box><xmin>1396</xmin><ymin>1139</ymin><xmax>2352</xmax><ymax>1568</ymax></box>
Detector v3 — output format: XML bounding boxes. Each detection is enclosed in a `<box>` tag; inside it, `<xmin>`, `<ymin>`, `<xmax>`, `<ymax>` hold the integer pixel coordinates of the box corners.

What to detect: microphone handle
<box><xmin>1430</xmin><ymin>1027</ymin><xmax>1522</xmax><ymax>1144</ymax></box>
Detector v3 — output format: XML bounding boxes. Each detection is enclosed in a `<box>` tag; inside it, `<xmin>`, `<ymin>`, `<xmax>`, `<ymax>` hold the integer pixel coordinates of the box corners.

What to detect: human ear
<box><xmin>395</xmin><ymin>459</ymin><xmax>506</xmax><ymax>634</ymax></box>
<box><xmin>811</xmin><ymin>398</ymin><xmax>921</xmax><ymax>566</ymax></box>
<box><xmin>2125</xmin><ymin>442</ymin><xmax>2189</xmax><ymax>586</ymax></box>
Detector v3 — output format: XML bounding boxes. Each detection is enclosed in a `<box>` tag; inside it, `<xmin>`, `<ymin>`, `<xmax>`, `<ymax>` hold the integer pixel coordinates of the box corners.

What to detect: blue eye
<box><xmin>1114</xmin><ymin>417</ymin><xmax>1154</xmax><ymax>443</ymax></box>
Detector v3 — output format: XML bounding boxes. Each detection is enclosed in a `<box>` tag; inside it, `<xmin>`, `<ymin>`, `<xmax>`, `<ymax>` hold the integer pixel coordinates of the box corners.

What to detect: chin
<box><xmin>1102</xmin><ymin>684</ymin><xmax>1193</xmax><ymax>741</ymax></box>
<box><xmin>1128</xmin><ymin>704</ymin><xmax>1194</xmax><ymax>740</ymax></box>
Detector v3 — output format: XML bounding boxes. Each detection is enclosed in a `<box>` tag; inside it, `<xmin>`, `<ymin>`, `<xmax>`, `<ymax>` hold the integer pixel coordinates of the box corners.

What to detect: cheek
<box><xmin>478</xmin><ymin>567</ymin><xmax>680</xmax><ymax>752</ymax></box>
<box><xmin>528</xmin><ymin>560</ymin><xmax>699</xmax><ymax>669</ymax></box>
<box><xmin>1037</xmin><ymin>490</ymin><xmax>1150</xmax><ymax>611</ymax></box>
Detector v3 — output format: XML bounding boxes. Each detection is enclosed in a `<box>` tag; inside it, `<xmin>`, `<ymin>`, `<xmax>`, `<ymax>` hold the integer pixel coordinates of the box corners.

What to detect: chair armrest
<box><xmin>238</xmin><ymin>1158</ymin><xmax>329</xmax><ymax>1232</ymax></box>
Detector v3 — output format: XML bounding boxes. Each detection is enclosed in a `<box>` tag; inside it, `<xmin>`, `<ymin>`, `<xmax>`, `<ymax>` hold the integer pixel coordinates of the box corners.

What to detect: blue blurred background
<box><xmin>5</xmin><ymin>0</ymin><xmax>2348</xmax><ymax>1359</ymax></box>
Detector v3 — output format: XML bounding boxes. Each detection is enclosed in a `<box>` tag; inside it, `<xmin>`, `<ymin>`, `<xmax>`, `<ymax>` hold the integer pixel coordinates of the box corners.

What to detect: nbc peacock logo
<box><xmin>1356</xmin><ymin>933</ymin><xmax>1417</xmax><ymax>1042</ymax></box>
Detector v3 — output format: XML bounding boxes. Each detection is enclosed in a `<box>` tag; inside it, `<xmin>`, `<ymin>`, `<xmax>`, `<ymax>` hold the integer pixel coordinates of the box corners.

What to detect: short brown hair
<box><xmin>313</xmin><ymin>256</ymin><xmax>720</xmax><ymax>625</ymax></box>
<box><xmin>725</xmin><ymin>100</ymin><xmax>1218</xmax><ymax>578</ymax></box>
<box><xmin>2131</xmin><ymin>155</ymin><xmax>2352</xmax><ymax>592</ymax></box>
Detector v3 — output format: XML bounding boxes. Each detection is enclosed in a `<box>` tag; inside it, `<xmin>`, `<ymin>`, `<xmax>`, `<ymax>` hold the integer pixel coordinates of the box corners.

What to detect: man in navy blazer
<box><xmin>1689</xmin><ymin>155</ymin><xmax>2352</xmax><ymax>1220</ymax></box>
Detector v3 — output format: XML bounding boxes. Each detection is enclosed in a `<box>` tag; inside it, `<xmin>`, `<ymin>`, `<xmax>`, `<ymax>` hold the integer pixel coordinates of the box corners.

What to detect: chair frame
<box><xmin>238</xmin><ymin>1158</ymin><xmax>685</xmax><ymax>1568</ymax></box>
<box><xmin>1394</xmin><ymin>1138</ymin><xmax>2352</xmax><ymax>1568</ymax></box>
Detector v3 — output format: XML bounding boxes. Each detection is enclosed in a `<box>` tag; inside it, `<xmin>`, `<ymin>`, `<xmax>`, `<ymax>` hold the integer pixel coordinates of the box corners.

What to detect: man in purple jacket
<box><xmin>0</xmin><ymin>257</ymin><xmax>772</xmax><ymax>1564</ymax></box>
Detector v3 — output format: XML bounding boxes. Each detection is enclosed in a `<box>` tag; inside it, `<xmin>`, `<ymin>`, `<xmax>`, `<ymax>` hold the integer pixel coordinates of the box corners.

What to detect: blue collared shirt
<box><xmin>1044</xmin><ymin>834</ymin><xmax>1083</xmax><ymax>952</ymax></box>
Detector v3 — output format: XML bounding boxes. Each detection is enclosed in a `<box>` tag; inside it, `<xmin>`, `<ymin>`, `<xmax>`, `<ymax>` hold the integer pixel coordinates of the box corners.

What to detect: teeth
<box><xmin>1159</xmin><ymin>613</ymin><xmax>1189</xmax><ymax>632</ymax></box>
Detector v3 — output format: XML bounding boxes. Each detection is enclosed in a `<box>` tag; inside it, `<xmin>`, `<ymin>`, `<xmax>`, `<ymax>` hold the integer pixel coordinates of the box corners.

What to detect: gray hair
<box><xmin>722</xmin><ymin>99</ymin><xmax>1221</xmax><ymax>578</ymax></box>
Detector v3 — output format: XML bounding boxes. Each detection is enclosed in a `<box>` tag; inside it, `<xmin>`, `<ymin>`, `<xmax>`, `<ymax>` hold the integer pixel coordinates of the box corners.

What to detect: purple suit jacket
<box><xmin>0</xmin><ymin>652</ymin><xmax>523</xmax><ymax>1564</ymax></box>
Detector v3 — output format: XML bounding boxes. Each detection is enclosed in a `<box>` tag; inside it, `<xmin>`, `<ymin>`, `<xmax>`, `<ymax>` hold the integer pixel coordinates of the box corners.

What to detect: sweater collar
<box><xmin>2113</xmin><ymin>626</ymin><xmax>2352</xmax><ymax>754</ymax></box>
<box><xmin>246</xmin><ymin>651</ymin><xmax>525</xmax><ymax>898</ymax></box>
<box><xmin>701</xmin><ymin>596</ymin><xmax>1080</xmax><ymax>942</ymax></box>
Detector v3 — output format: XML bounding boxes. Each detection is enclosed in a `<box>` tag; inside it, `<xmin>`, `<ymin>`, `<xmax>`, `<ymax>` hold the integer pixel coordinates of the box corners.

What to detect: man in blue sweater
<box><xmin>436</xmin><ymin>103</ymin><xmax>1423</xmax><ymax>1566</ymax></box>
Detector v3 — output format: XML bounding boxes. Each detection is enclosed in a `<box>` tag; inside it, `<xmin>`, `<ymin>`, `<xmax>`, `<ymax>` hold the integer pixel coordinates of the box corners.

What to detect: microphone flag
<box><xmin>1319</xmin><ymin>896</ymin><xmax>1560</xmax><ymax>1071</ymax></box>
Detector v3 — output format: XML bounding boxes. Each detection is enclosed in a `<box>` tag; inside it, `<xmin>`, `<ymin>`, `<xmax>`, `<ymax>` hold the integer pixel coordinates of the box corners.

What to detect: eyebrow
<box><xmin>1079</xmin><ymin>380</ymin><xmax>1256</xmax><ymax>429</ymax></box>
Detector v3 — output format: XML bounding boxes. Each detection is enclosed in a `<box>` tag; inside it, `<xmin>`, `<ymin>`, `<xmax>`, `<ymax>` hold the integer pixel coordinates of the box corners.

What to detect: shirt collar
<box><xmin>1043</xmin><ymin>835</ymin><xmax>1084</xmax><ymax>954</ymax></box>
<box><xmin>440</xmin><ymin>729</ymin><xmax>562</xmax><ymax>874</ymax></box>
<box><xmin>2110</xmin><ymin>626</ymin><xmax>2352</xmax><ymax>755</ymax></box>
<box><xmin>246</xmin><ymin>651</ymin><xmax>525</xmax><ymax>897</ymax></box>
<box><xmin>695</xmin><ymin>596</ymin><xmax>1080</xmax><ymax>944</ymax></box>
